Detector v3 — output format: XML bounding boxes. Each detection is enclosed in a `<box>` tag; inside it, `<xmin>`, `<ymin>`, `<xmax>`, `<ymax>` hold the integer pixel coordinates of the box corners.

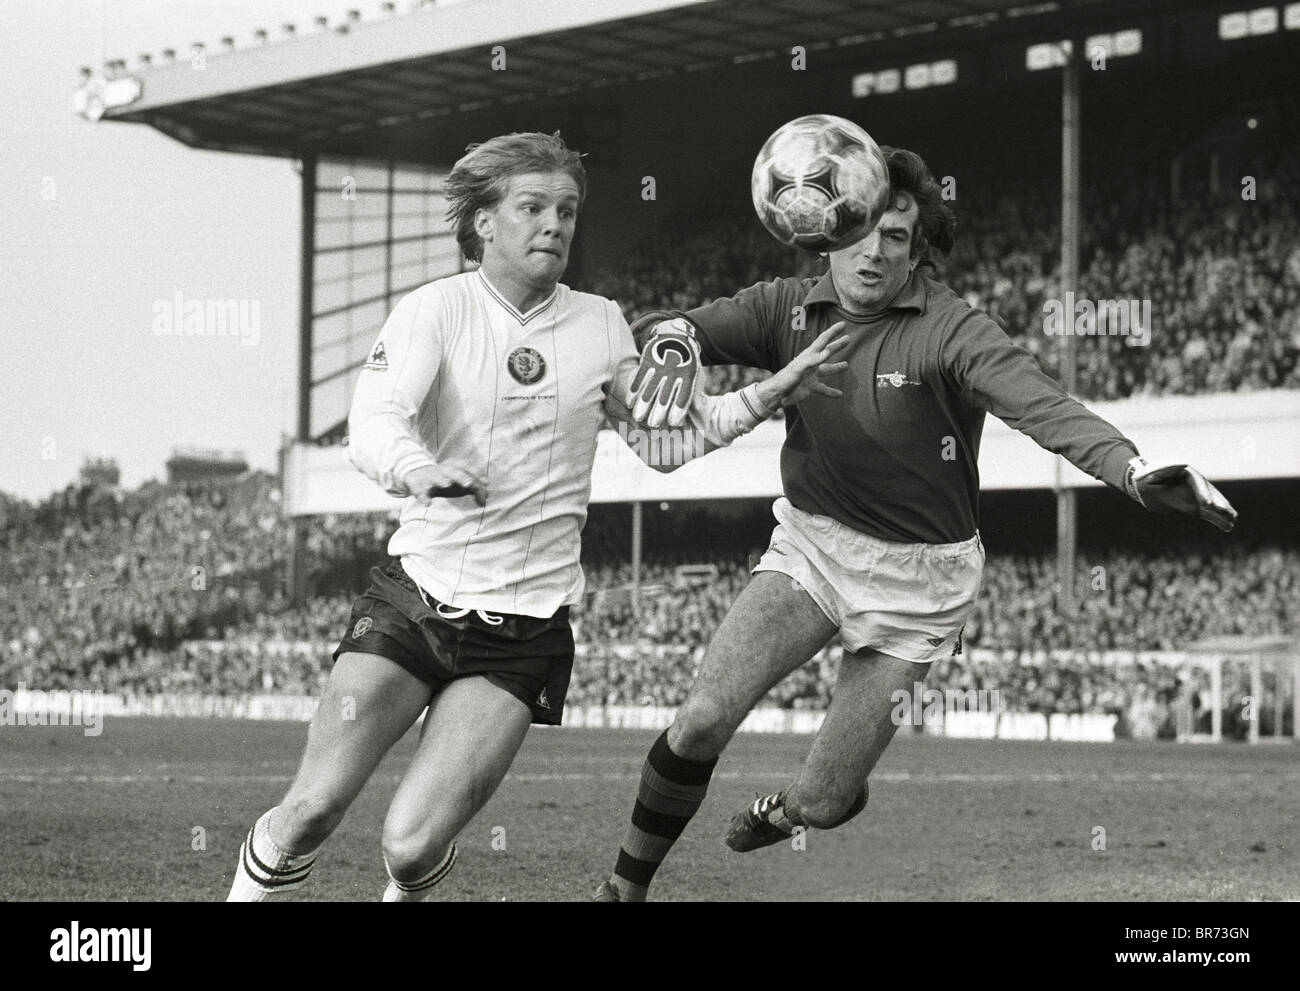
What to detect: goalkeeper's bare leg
<box><xmin>226</xmin><ymin>652</ymin><xmax>432</xmax><ymax>901</ymax></box>
<box><xmin>725</xmin><ymin>645</ymin><xmax>924</xmax><ymax>852</ymax></box>
<box><xmin>601</xmin><ymin>573</ymin><xmax>924</xmax><ymax>900</ymax></box>
<box><xmin>602</xmin><ymin>572</ymin><xmax>829</xmax><ymax>901</ymax></box>
<box><xmin>792</xmin><ymin>645</ymin><xmax>925</xmax><ymax>823</ymax></box>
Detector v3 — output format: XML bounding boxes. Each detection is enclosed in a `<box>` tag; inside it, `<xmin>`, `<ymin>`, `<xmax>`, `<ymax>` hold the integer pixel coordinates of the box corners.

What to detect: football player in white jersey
<box><xmin>226</xmin><ymin>131</ymin><xmax>848</xmax><ymax>901</ymax></box>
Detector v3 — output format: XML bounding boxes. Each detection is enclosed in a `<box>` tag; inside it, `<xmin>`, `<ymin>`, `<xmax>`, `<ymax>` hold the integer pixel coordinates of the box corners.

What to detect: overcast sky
<box><xmin>1</xmin><ymin>1</ymin><xmax>422</xmax><ymax>502</ymax></box>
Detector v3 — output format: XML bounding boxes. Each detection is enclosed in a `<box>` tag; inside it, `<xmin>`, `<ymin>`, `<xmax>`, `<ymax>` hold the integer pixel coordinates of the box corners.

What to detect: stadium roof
<box><xmin>82</xmin><ymin>0</ymin><xmax>1211</xmax><ymax>159</ymax></box>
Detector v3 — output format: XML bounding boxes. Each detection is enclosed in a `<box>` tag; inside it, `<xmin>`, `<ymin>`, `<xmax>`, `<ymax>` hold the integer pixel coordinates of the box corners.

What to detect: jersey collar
<box><xmin>476</xmin><ymin>269</ymin><xmax>560</xmax><ymax>325</ymax></box>
<box><xmin>805</xmin><ymin>269</ymin><xmax>929</xmax><ymax>315</ymax></box>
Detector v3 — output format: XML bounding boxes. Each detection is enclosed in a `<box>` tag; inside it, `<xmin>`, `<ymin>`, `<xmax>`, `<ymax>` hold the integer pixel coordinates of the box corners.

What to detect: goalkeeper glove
<box><xmin>627</xmin><ymin>316</ymin><xmax>701</xmax><ymax>429</ymax></box>
<box><xmin>1123</xmin><ymin>457</ymin><xmax>1237</xmax><ymax>532</ymax></box>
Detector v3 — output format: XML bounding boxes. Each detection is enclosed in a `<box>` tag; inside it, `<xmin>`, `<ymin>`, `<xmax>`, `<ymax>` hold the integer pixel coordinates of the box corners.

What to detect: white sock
<box><xmin>382</xmin><ymin>843</ymin><xmax>458</xmax><ymax>902</ymax></box>
<box><xmin>226</xmin><ymin>807</ymin><xmax>320</xmax><ymax>902</ymax></box>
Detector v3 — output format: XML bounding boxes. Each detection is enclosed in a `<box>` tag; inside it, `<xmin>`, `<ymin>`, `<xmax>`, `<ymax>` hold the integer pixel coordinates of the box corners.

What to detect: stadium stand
<box><xmin>3</xmin><ymin>466</ymin><xmax>1295</xmax><ymax>739</ymax></box>
<box><xmin>586</xmin><ymin>148</ymin><xmax>1300</xmax><ymax>402</ymax></box>
<box><xmin>4</xmin><ymin>134</ymin><xmax>1297</xmax><ymax>740</ymax></box>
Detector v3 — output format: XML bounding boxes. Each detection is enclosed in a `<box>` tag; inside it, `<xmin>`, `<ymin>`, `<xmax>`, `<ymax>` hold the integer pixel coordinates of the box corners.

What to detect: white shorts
<box><xmin>753</xmin><ymin>497</ymin><xmax>985</xmax><ymax>664</ymax></box>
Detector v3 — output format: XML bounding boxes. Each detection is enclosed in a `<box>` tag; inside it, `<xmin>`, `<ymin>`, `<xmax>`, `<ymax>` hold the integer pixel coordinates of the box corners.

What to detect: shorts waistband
<box><xmin>777</xmin><ymin>498</ymin><xmax>981</xmax><ymax>560</ymax></box>
<box><xmin>389</xmin><ymin>559</ymin><xmax>570</xmax><ymax>622</ymax></box>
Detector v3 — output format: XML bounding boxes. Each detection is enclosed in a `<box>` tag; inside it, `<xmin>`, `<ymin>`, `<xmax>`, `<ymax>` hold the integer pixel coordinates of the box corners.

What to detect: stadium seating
<box><xmin>585</xmin><ymin>150</ymin><xmax>1300</xmax><ymax>402</ymax></box>
<box><xmin>4</xmin><ymin>149</ymin><xmax>1298</xmax><ymax>737</ymax></box>
<box><xmin>2</xmin><ymin>472</ymin><xmax>1294</xmax><ymax>740</ymax></box>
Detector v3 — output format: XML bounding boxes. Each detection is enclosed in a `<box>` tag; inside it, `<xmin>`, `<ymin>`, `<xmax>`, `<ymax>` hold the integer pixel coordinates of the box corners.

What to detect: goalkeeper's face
<box><xmin>828</xmin><ymin>192</ymin><xmax>919</xmax><ymax>316</ymax></box>
<box><xmin>477</xmin><ymin>170</ymin><xmax>580</xmax><ymax>293</ymax></box>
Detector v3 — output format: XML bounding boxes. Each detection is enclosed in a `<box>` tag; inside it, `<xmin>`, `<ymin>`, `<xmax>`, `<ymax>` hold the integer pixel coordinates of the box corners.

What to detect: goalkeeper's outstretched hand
<box><xmin>628</xmin><ymin>316</ymin><xmax>701</xmax><ymax>429</ymax></box>
<box><xmin>1124</xmin><ymin>457</ymin><xmax>1237</xmax><ymax>532</ymax></box>
<box><xmin>755</xmin><ymin>323</ymin><xmax>851</xmax><ymax>410</ymax></box>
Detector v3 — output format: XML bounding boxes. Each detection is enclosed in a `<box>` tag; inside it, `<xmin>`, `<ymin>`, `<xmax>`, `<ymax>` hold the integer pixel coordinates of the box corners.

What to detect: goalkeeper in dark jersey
<box><xmin>596</xmin><ymin>146</ymin><xmax>1236</xmax><ymax>901</ymax></box>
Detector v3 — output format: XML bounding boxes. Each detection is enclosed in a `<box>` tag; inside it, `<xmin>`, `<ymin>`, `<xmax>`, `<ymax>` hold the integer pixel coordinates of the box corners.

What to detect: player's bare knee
<box><xmin>797</xmin><ymin>798</ymin><xmax>849</xmax><ymax>830</ymax></box>
<box><xmin>670</xmin><ymin>697</ymin><xmax>734</xmax><ymax>759</ymax></box>
<box><xmin>381</xmin><ymin>820</ymin><xmax>451</xmax><ymax>881</ymax></box>
<box><xmin>796</xmin><ymin>787</ymin><xmax>866</xmax><ymax>831</ymax></box>
<box><xmin>380</xmin><ymin>833</ymin><xmax>422</xmax><ymax>880</ymax></box>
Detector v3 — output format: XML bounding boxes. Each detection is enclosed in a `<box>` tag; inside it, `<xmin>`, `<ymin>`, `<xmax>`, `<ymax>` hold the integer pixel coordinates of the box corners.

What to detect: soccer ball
<box><xmin>751</xmin><ymin>114</ymin><xmax>890</xmax><ymax>252</ymax></box>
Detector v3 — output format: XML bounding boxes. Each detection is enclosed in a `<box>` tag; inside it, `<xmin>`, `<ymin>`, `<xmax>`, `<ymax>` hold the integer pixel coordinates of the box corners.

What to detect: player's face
<box><xmin>828</xmin><ymin>192</ymin><xmax>920</xmax><ymax>315</ymax></box>
<box><xmin>476</xmin><ymin>171</ymin><xmax>580</xmax><ymax>299</ymax></box>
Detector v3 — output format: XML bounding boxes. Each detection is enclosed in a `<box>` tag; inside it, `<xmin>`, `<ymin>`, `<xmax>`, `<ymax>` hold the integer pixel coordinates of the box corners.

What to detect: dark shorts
<box><xmin>333</xmin><ymin>559</ymin><xmax>575</xmax><ymax>726</ymax></box>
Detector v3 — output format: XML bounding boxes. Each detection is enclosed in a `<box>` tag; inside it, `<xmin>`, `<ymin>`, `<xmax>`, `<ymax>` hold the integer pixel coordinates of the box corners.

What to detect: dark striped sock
<box><xmin>610</xmin><ymin>729</ymin><xmax>717</xmax><ymax>902</ymax></box>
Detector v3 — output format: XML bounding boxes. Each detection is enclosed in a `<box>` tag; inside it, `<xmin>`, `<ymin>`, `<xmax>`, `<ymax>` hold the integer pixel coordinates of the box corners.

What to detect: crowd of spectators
<box><xmin>4</xmin><ymin>147</ymin><xmax>1298</xmax><ymax>735</ymax></box>
<box><xmin>3</xmin><ymin>472</ymin><xmax>1293</xmax><ymax>742</ymax></box>
<box><xmin>0</xmin><ymin>475</ymin><xmax>282</xmax><ymax>692</ymax></box>
<box><xmin>581</xmin><ymin>152</ymin><xmax>1300</xmax><ymax>402</ymax></box>
<box><xmin>565</xmin><ymin>543</ymin><xmax>1296</xmax><ymax>739</ymax></box>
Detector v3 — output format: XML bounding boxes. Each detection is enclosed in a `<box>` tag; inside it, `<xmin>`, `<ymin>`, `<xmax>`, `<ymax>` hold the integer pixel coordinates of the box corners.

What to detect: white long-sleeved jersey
<box><xmin>347</xmin><ymin>269</ymin><xmax>768</xmax><ymax>618</ymax></box>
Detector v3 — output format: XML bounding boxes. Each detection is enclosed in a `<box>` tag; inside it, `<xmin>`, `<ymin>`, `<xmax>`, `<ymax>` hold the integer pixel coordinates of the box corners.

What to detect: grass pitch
<box><xmin>1</xmin><ymin>718</ymin><xmax>1295</xmax><ymax>901</ymax></box>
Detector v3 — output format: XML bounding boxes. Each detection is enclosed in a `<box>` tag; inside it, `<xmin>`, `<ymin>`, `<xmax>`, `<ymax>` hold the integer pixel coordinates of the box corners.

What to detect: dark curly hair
<box><xmin>879</xmin><ymin>145</ymin><xmax>955</xmax><ymax>274</ymax></box>
<box><xmin>444</xmin><ymin>131</ymin><xmax>586</xmax><ymax>264</ymax></box>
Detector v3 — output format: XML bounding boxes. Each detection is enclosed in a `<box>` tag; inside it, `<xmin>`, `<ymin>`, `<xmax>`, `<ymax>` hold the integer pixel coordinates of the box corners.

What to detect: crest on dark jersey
<box><xmin>507</xmin><ymin>346</ymin><xmax>546</xmax><ymax>385</ymax></box>
<box><xmin>876</xmin><ymin>370</ymin><xmax>920</xmax><ymax>388</ymax></box>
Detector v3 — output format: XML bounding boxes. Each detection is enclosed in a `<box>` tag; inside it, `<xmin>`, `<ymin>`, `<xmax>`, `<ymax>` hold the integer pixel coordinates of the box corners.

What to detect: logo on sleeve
<box><xmin>507</xmin><ymin>347</ymin><xmax>546</xmax><ymax>385</ymax></box>
<box><xmin>365</xmin><ymin>341</ymin><xmax>388</xmax><ymax>371</ymax></box>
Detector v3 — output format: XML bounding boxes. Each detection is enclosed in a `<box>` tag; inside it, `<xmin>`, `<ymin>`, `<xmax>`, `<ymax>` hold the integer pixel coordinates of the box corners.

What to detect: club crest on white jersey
<box><xmin>508</xmin><ymin>347</ymin><xmax>546</xmax><ymax>384</ymax></box>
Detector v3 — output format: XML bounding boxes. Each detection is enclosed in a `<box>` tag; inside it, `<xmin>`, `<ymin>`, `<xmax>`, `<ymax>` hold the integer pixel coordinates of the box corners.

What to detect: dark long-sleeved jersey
<box><xmin>683</xmin><ymin>270</ymin><xmax>1139</xmax><ymax>544</ymax></box>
